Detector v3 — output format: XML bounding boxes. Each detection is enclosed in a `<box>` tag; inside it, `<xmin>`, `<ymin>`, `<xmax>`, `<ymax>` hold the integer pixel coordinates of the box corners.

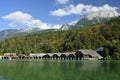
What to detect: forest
<box><xmin>0</xmin><ymin>16</ymin><xmax>120</xmax><ymax>60</ymax></box>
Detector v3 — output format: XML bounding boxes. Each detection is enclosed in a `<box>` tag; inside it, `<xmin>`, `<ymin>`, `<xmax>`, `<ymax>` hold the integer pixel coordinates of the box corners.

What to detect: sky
<box><xmin>0</xmin><ymin>0</ymin><xmax>120</xmax><ymax>31</ymax></box>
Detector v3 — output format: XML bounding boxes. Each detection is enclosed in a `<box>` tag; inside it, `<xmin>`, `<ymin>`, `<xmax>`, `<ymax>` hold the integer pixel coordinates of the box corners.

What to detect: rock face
<box><xmin>60</xmin><ymin>20</ymin><xmax>78</xmax><ymax>30</ymax></box>
<box><xmin>60</xmin><ymin>9</ymin><xmax>119</xmax><ymax>30</ymax></box>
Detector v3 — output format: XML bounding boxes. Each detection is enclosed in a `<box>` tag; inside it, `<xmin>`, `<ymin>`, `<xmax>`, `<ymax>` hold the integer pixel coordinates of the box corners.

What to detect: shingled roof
<box><xmin>78</xmin><ymin>50</ymin><xmax>103</xmax><ymax>59</ymax></box>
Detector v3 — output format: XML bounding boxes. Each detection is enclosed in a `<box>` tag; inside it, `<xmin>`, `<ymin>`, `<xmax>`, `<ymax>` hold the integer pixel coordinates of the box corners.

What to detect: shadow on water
<box><xmin>0</xmin><ymin>60</ymin><xmax>120</xmax><ymax>80</ymax></box>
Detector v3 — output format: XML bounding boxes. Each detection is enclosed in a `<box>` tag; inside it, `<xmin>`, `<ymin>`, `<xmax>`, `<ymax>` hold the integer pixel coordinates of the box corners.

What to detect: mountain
<box><xmin>0</xmin><ymin>27</ymin><xmax>42</xmax><ymax>40</ymax></box>
<box><xmin>60</xmin><ymin>9</ymin><xmax>119</xmax><ymax>30</ymax></box>
<box><xmin>60</xmin><ymin>20</ymin><xmax>78</xmax><ymax>30</ymax></box>
<box><xmin>0</xmin><ymin>27</ymin><xmax>59</xmax><ymax>40</ymax></box>
<box><xmin>0</xmin><ymin>29</ymin><xmax>19</xmax><ymax>40</ymax></box>
<box><xmin>19</xmin><ymin>27</ymin><xmax>41</xmax><ymax>33</ymax></box>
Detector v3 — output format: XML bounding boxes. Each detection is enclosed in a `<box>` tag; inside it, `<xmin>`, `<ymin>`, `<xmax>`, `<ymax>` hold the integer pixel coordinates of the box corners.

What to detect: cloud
<box><xmin>2</xmin><ymin>11</ymin><xmax>32</xmax><ymax>24</ymax></box>
<box><xmin>2</xmin><ymin>11</ymin><xmax>61</xmax><ymax>29</ymax></box>
<box><xmin>51</xmin><ymin>4</ymin><xmax>119</xmax><ymax>16</ymax></box>
<box><xmin>52</xmin><ymin>24</ymin><xmax>62</xmax><ymax>29</ymax></box>
<box><xmin>57</xmin><ymin>0</ymin><xmax>69</xmax><ymax>4</ymax></box>
<box><xmin>51</xmin><ymin>9</ymin><xmax>70</xmax><ymax>16</ymax></box>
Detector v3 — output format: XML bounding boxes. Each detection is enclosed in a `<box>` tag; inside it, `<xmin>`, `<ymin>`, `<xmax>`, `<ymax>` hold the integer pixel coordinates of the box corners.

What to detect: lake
<box><xmin>0</xmin><ymin>60</ymin><xmax>120</xmax><ymax>80</ymax></box>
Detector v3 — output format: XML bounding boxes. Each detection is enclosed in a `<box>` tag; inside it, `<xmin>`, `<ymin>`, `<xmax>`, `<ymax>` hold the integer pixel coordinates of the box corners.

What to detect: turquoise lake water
<box><xmin>0</xmin><ymin>60</ymin><xmax>120</xmax><ymax>80</ymax></box>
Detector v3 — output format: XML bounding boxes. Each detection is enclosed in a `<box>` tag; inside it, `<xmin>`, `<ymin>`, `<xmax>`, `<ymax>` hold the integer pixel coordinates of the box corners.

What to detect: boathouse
<box><xmin>67</xmin><ymin>52</ymin><xmax>75</xmax><ymax>60</ymax></box>
<box><xmin>29</xmin><ymin>52</ymin><xmax>76</xmax><ymax>60</ymax></box>
<box><xmin>2</xmin><ymin>53</ymin><xmax>18</xmax><ymax>60</ymax></box>
<box><xmin>52</xmin><ymin>53</ymin><xmax>60</xmax><ymax>60</ymax></box>
<box><xmin>42</xmin><ymin>53</ymin><xmax>52</xmax><ymax>59</ymax></box>
<box><xmin>75</xmin><ymin>50</ymin><xmax>103</xmax><ymax>60</ymax></box>
<box><xmin>19</xmin><ymin>54</ymin><xmax>28</xmax><ymax>59</ymax></box>
<box><xmin>29</xmin><ymin>53</ymin><xmax>46</xmax><ymax>59</ymax></box>
<box><xmin>60</xmin><ymin>52</ymin><xmax>75</xmax><ymax>60</ymax></box>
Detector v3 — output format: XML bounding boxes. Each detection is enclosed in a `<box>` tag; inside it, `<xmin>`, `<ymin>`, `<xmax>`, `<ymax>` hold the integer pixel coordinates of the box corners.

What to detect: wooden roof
<box><xmin>29</xmin><ymin>52</ymin><xmax>76</xmax><ymax>57</ymax></box>
<box><xmin>4</xmin><ymin>53</ymin><xmax>17</xmax><ymax>56</ymax></box>
<box><xmin>30</xmin><ymin>53</ymin><xmax>46</xmax><ymax>57</ymax></box>
<box><xmin>78</xmin><ymin>50</ymin><xmax>103</xmax><ymax>59</ymax></box>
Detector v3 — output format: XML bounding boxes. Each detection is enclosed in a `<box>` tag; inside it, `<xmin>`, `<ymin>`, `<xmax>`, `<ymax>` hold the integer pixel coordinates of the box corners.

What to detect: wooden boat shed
<box><xmin>2</xmin><ymin>53</ymin><xmax>18</xmax><ymax>60</ymax></box>
<box><xmin>29</xmin><ymin>52</ymin><xmax>76</xmax><ymax>60</ymax></box>
<box><xmin>75</xmin><ymin>50</ymin><xmax>103</xmax><ymax>60</ymax></box>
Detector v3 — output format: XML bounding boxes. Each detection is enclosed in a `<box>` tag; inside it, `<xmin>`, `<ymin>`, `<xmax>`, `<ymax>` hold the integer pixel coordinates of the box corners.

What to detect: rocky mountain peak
<box><xmin>86</xmin><ymin>9</ymin><xmax>119</xmax><ymax>20</ymax></box>
<box><xmin>60</xmin><ymin>9</ymin><xmax>119</xmax><ymax>30</ymax></box>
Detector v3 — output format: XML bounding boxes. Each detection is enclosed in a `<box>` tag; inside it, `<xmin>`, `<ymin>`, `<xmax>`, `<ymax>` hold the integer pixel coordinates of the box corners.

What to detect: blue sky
<box><xmin>0</xmin><ymin>0</ymin><xmax>120</xmax><ymax>31</ymax></box>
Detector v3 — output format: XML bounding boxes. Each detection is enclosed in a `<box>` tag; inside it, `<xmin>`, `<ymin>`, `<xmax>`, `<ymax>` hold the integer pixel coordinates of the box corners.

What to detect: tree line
<box><xmin>0</xmin><ymin>16</ymin><xmax>120</xmax><ymax>59</ymax></box>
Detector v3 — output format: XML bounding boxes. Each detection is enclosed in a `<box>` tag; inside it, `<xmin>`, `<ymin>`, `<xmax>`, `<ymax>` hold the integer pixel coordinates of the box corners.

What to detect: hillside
<box><xmin>0</xmin><ymin>16</ymin><xmax>120</xmax><ymax>59</ymax></box>
<box><xmin>0</xmin><ymin>29</ymin><xmax>18</xmax><ymax>40</ymax></box>
<box><xmin>0</xmin><ymin>27</ymin><xmax>42</xmax><ymax>40</ymax></box>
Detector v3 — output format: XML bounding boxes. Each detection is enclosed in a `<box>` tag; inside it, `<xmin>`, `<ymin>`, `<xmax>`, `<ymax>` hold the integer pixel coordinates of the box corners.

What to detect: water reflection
<box><xmin>0</xmin><ymin>60</ymin><xmax>120</xmax><ymax>80</ymax></box>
